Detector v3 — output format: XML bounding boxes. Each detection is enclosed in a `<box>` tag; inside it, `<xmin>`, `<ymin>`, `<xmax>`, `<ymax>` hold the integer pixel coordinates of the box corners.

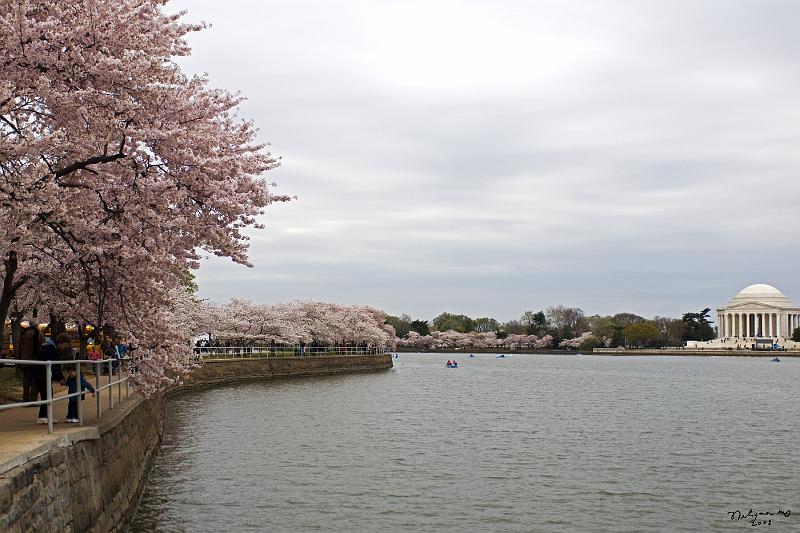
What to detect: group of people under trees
<box><xmin>12</xmin><ymin>321</ymin><xmax>127</xmax><ymax>424</ymax></box>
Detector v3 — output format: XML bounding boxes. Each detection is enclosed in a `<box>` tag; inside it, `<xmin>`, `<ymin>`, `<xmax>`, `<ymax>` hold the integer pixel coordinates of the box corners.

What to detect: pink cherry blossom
<box><xmin>558</xmin><ymin>332</ymin><xmax>594</xmax><ymax>349</ymax></box>
<box><xmin>0</xmin><ymin>1</ymin><xmax>289</xmax><ymax>394</ymax></box>
<box><xmin>192</xmin><ymin>300</ymin><xmax>397</xmax><ymax>350</ymax></box>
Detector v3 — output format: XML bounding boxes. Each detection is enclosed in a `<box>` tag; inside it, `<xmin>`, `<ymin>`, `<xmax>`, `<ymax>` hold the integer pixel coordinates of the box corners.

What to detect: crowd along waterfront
<box><xmin>131</xmin><ymin>353</ymin><xmax>798</xmax><ymax>532</ymax></box>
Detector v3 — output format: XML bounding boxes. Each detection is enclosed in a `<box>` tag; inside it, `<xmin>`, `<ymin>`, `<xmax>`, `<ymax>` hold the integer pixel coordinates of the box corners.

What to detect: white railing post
<box><xmin>125</xmin><ymin>361</ymin><xmax>129</xmax><ymax>399</ymax></box>
<box><xmin>96</xmin><ymin>362</ymin><xmax>102</xmax><ymax>418</ymax></box>
<box><xmin>46</xmin><ymin>364</ymin><xmax>53</xmax><ymax>434</ymax></box>
<box><xmin>76</xmin><ymin>361</ymin><xmax>83</xmax><ymax>426</ymax></box>
<box><xmin>117</xmin><ymin>361</ymin><xmax>122</xmax><ymax>404</ymax></box>
<box><xmin>108</xmin><ymin>360</ymin><xmax>113</xmax><ymax>410</ymax></box>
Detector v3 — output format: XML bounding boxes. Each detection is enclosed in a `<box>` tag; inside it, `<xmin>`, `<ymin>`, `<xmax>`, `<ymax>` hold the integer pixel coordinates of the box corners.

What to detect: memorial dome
<box><xmin>728</xmin><ymin>284</ymin><xmax>794</xmax><ymax>307</ymax></box>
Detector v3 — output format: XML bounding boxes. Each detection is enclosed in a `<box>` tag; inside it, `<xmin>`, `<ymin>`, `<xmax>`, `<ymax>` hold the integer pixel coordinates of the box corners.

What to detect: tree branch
<box><xmin>54</xmin><ymin>151</ymin><xmax>126</xmax><ymax>178</ymax></box>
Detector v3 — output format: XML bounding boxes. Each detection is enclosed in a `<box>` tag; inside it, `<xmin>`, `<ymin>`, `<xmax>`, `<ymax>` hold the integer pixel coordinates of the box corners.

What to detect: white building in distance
<box><xmin>716</xmin><ymin>284</ymin><xmax>800</xmax><ymax>340</ymax></box>
<box><xmin>687</xmin><ymin>283</ymin><xmax>800</xmax><ymax>350</ymax></box>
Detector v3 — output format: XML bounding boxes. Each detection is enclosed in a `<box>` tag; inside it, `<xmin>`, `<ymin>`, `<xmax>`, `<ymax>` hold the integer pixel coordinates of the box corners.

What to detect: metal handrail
<box><xmin>0</xmin><ymin>356</ymin><xmax>132</xmax><ymax>433</ymax></box>
<box><xmin>195</xmin><ymin>345</ymin><xmax>388</xmax><ymax>359</ymax></box>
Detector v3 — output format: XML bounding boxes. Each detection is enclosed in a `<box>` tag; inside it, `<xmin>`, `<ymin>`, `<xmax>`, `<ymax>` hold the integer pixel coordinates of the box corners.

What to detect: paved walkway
<box><xmin>0</xmin><ymin>378</ymin><xmax>137</xmax><ymax>472</ymax></box>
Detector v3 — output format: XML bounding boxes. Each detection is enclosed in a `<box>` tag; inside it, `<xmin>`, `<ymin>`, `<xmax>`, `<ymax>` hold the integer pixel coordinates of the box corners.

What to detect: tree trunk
<box><xmin>10</xmin><ymin>311</ymin><xmax>22</xmax><ymax>357</ymax></box>
<box><xmin>48</xmin><ymin>312</ymin><xmax>66</xmax><ymax>338</ymax></box>
<box><xmin>78</xmin><ymin>322</ymin><xmax>88</xmax><ymax>359</ymax></box>
<box><xmin>0</xmin><ymin>251</ymin><xmax>19</xmax><ymax>356</ymax></box>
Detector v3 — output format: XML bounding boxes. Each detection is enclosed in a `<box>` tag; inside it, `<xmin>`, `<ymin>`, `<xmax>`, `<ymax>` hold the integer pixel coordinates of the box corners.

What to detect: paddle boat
<box><xmin>446</xmin><ymin>360</ymin><xmax>459</xmax><ymax>368</ymax></box>
<box><xmin>469</xmin><ymin>354</ymin><xmax>476</xmax><ymax>358</ymax></box>
<box><xmin>496</xmin><ymin>354</ymin><xmax>506</xmax><ymax>358</ymax></box>
<box><xmin>772</xmin><ymin>356</ymin><xmax>781</xmax><ymax>362</ymax></box>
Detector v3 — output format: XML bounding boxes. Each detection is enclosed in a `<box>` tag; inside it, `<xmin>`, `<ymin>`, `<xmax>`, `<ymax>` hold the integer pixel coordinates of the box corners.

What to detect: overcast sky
<box><xmin>170</xmin><ymin>0</ymin><xmax>800</xmax><ymax>322</ymax></box>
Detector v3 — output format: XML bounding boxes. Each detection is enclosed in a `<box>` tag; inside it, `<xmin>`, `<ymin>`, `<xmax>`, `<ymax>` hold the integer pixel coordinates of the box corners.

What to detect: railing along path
<box><xmin>1</xmin><ymin>346</ymin><xmax>387</xmax><ymax>433</ymax></box>
<box><xmin>196</xmin><ymin>345</ymin><xmax>387</xmax><ymax>359</ymax></box>
<box><xmin>0</xmin><ymin>357</ymin><xmax>132</xmax><ymax>434</ymax></box>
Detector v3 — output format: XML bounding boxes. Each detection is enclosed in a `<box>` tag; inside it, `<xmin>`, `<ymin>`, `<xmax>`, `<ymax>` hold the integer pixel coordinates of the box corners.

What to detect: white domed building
<box><xmin>716</xmin><ymin>284</ymin><xmax>800</xmax><ymax>341</ymax></box>
<box><xmin>682</xmin><ymin>284</ymin><xmax>800</xmax><ymax>350</ymax></box>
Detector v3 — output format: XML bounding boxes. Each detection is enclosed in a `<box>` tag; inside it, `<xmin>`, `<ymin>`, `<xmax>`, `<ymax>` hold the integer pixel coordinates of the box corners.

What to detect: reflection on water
<box><xmin>131</xmin><ymin>354</ymin><xmax>799</xmax><ymax>532</ymax></box>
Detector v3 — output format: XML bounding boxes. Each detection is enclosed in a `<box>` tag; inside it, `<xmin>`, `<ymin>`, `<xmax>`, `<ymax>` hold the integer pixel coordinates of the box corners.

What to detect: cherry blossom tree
<box><xmin>559</xmin><ymin>332</ymin><xmax>595</xmax><ymax>349</ymax></box>
<box><xmin>396</xmin><ymin>329</ymin><xmax>554</xmax><ymax>350</ymax></box>
<box><xmin>0</xmin><ymin>0</ymin><xmax>288</xmax><ymax>391</ymax></box>
<box><xmin>194</xmin><ymin>300</ymin><xmax>397</xmax><ymax>350</ymax></box>
<box><xmin>534</xmin><ymin>335</ymin><xmax>554</xmax><ymax>349</ymax></box>
<box><xmin>501</xmin><ymin>334</ymin><xmax>544</xmax><ymax>349</ymax></box>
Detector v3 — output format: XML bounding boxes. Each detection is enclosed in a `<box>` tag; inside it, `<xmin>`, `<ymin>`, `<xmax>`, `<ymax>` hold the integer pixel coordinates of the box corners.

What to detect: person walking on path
<box><xmin>17</xmin><ymin>323</ymin><xmax>39</xmax><ymax>402</ymax></box>
<box><xmin>87</xmin><ymin>344</ymin><xmax>102</xmax><ymax>362</ymax></box>
<box><xmin>61</xmin><ymin>367</ymin><xmax>95</xmax><ymax>423</ymax></box>
<box><xmin>34</xmin><ymin>334</ymin><xmax>64</xmax><ymax>424</ymax></box>
<box><xmin>56</xmin><ymin>332</ymin><xmax>75</xmax><ymax>361</ymax></box>
<box><xmin>102</xmin><ymin>340</ymin><xmax>116</xmax><ymax>374</ymax></box>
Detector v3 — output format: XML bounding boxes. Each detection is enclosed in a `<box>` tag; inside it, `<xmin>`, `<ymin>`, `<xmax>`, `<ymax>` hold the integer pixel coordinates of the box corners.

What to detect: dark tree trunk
<box><xmin>48</xmin><ymin>313</ymin><xmax>66</xmax><ymax>338</ymax></box>
<box><xmin>10</xmin><ymin>311</ymin><xmax>23</xmax><ymax>357</ymax></box>
<box><xmin>77</xmin><ymin>322</ymin><xmax>87</xmax><ymax>359</ymax></box>
<box><xmin>0</xmin><ymin>251</ymin><xmax>19</xmax><ymax>356</ymax></box>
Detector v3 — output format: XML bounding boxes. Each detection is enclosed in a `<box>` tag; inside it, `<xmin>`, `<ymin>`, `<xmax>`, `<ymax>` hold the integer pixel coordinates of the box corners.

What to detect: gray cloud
<box><xmin>172</xmin><ymin>0</ymin><xmax>800</xmax><ymax>322</ymax></box>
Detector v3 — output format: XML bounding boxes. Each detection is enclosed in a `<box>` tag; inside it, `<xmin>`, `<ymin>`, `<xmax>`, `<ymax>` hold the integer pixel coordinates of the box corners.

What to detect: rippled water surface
<box><xmin>131</xmin><ymin>354</ymin><xmax>799</xmax><ymax>532</ymax></box>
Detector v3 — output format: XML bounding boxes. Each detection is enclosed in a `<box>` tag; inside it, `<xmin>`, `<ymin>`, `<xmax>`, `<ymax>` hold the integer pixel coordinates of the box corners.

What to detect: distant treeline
<box><xmin>385</xmin><ymin>306</ymin><xmax>716</xmax><ymax>350</ymax></box>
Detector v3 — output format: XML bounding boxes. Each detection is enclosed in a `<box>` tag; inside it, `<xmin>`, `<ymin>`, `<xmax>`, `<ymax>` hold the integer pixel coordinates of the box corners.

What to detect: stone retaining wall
<box><xmin>0</xmin><ymin>394</ymin><xmax>164</xmax><ymax>533</ymax></box>
<box><xmin>0</xmin><ymin>355</ymin><xmax>392</xmax><ymax>532</ymax></box>
<box><xmin>178</xmin><ymin>354</ymin><xmax>394</xmax><ymax>391</ymax></box>
<box><xmin>592</xmin><ymin>348</ymin><xmax>800</xmax><ymax>356</ymax></box>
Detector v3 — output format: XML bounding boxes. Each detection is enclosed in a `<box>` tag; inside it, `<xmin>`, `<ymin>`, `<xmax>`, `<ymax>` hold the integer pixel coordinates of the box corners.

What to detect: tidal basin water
<box><xmin>131</xmin><ymin>354</ymin><xmax>799</xmax><ymax>532</ymax></box>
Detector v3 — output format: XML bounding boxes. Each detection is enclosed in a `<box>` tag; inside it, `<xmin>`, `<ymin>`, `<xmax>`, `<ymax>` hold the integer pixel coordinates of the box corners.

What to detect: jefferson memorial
<box><xmin>688</xmin><ymin>284</ymin><xmax>800</xmax><ymax>349</ymax></box>
<box><xmin>685</xmin><ymin>283</ymin><xmax>800</xmax><ymax>349</ymax></box>
<box><xmin>716</xmin><ymin>284</ymin><xmax>800</xmax><ymax>340</ymax></box>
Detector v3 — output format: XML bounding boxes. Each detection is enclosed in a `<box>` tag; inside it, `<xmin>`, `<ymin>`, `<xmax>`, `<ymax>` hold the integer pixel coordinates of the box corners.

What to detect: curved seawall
<box><xmin>0</xmin><ymin>355</ymin><xmax>392</xmax><ymax>532</ymax></box>
<box><xmin>178</xmin><ymin>354</ymin><xmax>394</xmax><ymax>391</ymax></box>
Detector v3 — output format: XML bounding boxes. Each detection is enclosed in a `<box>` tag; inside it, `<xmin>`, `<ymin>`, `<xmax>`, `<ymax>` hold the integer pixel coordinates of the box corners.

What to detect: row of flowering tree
<box><xmin>398</xmin><ymin>331</ymin><xmax>556</xmax><ymax>350</ymax></box>
<box><xmin>0</xmin><ymin>1</ymin><xmax>290</xmax><ymax>396</ymax></box>
<box><xmin>192</xmin><ymin>299</ymin><xmax>398</xmax><ymax>350</ymax></box>
<box><xmin>393</xmin><ymin>330</ymin><xmax>611</xmax><ymax>351</ymax></box>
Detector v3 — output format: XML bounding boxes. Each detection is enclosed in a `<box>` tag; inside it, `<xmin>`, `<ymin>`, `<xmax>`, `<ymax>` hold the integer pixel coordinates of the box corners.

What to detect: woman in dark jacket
<box><xmin>34</xmin><ymin>336</ymin><xmax>65</xmax><ymax>424</ymax></box>
<box><xmin>17</xmin><ymin>324</ymin><xmax>39</xmax><ymax>401</ymax></box>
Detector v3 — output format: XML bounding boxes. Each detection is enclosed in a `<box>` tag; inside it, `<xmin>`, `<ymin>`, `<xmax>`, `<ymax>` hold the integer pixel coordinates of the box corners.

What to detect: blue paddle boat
<box><xmin>772</xmin><ymin>356</ymin><xmax>781</xmax><ymax>362</ymax></box>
